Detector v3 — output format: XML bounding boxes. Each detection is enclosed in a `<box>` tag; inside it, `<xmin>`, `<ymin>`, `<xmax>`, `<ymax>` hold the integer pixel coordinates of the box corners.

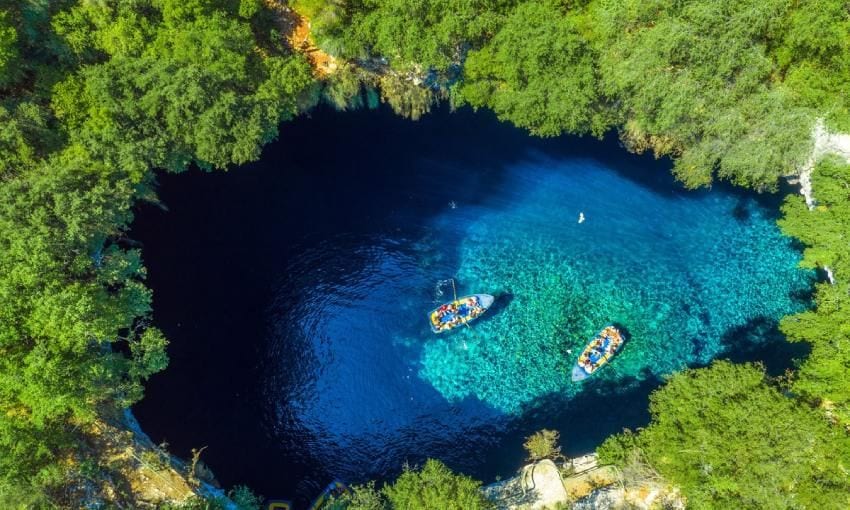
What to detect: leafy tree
<box><xmin>779</xmin><ymin>157</ymin><xmax>850</xmax><ymax>424</ymax></box>
<box><xmin>593</xmin><ymin>0</ymin><xmax>813</xmax><ymax>189</ymax></box>
<box><xmin>0</xmin><ymin>101</ymin><xmax>59</xmax><ymax>176</ymax></box>
<box><xmin>332</xmin><ymin>461</ymin><xmax>489</xmax><ymax>510</ymax></box>
<box><xmin>598</xmin><ymin>362</ymin><xmax>850</xmax><ymax>509</ymax></box>
<box><xmin>339</xmin><ymin>0</ymin><xmax>513</xmax><ymax>73</ymax></box>
<box><xmin>0</xmin><ymin>10</ymin><xmax>20</xmax><ymax>86</ymax></box>
<box><xmin>52</xmin><ymin>3</ymin><xmax>314</xmax><ymax>177</ymax></box>
<box><xmin>334</xmin><ymin>481</ymin><xmax>387</xmax><ymax>510</ymax></box>
<box><xmin>523</xmin><ymin>429</ymin><xmax>562</xmax><ymax>462</ymax></box>
<box><xmin>459</xmin><ymin>1</ymin><xmax>608</xmax><ymax>137</ymax></box>
<box><xmin>383</xmin><ymin>459</ymin><xmax>491</xmax><ymax>510</ymax></box>
<box><xmin>776</xmin><ymin>0</ymin><xmax>850</xmax><ymax>131</ymax></box>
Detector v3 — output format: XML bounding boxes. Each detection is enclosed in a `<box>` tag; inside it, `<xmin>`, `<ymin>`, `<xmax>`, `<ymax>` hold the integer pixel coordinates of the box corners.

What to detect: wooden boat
<box><xmin>428</xmin><ymin>294</ymin><xmax>495</xmax><ymax>333</ymax></box>
<box><xmin>571</xmin><ymin>325</ymin><xmax>625</xmax><ymax>381</ymax></box>
<box><xmin>308</xmin><ymin>480</ymin><xmax>349</xmax><ymax>510</ymax></box>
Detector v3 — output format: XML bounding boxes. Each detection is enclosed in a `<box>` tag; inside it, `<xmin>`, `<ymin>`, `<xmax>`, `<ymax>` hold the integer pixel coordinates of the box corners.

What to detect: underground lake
<box><xmin>130</xmin><ymin>105</ymin><xmax>814</xmax><ymax>505</ymax></box>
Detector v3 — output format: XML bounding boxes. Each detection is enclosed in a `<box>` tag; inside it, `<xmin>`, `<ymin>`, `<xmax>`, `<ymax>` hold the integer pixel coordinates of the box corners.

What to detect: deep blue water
<box><xmin>131</xmin><ymin>106</ymin><xmax>812</xmax><ymax>506</ymax></box>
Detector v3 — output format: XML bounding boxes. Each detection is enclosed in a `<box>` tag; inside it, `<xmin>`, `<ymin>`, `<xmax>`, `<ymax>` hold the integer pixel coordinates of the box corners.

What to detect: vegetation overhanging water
<box><xmin>5</xmin><ymin>0</ymin><xmax>850</xmax><ymax>507</ymax></box>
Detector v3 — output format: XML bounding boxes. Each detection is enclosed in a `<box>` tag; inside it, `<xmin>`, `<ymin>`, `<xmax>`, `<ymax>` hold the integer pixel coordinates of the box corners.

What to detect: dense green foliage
<box><xmin>459</xmin><ymin>1</ymin><xmax>607</xmax><ymax>137</ymax></box>
<box><xmin>302</xmin><ymin>0</ymin><xmax>513</xmax><ymax>73</ymax></box>
<box><xmin>592</xmin><ymin>0</ymin><xmax>815</xmax><ymax>188</ymax></box>
<box><xmin>779</xmin><ymin>158</ymin><xmax>850</xmax><ymax>425</ymax></box>
<box><xmin>4</xmin><ymin>0</ymin><xmax>850</xmax><ymax>507</ymax></box>
<box><xmin>51</xmin><ymin>0</ymin><xmax>312</xmax><ymax>174</ymax></box>
<box><xmin>598</xmin><ymin>362</ymin><xmax>850</xmax><ymax>509</ymax></box>
<box><xmin>596</xmin><ymin>159</ymin><xmax>850</xmax><ymax>508</ymax></box>
<box><xmin>0</xmin><ymin>0</ymin><xmax>314</xmax><ymax>506</ymax></box>
<box><xmin>522</xmin><ymin>429</ymin><xmax>562</xmax><ymax>462</ymax></box>
<box><xmin>335</xmin><ymin>460</ymin><xmax>491</xmax><ymax>510</ymax></box>
<box><xmin>160</xmin><ymin>485</ymin><xmax>263</xmax><ymax>510</ymax></box>
<box><xmin>302</xmin><ymin>0</ymin><xmax>850</xmax><ymax>189</ymax></box>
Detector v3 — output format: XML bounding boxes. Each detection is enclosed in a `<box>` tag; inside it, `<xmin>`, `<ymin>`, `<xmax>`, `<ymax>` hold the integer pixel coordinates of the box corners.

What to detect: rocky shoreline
<box><xmin>484</xmin><ymin>455</ymin><xmax>684</xmax><ymax>510</ymax></box>
<box><xmin>75</xmin><ymin>409</ymin><xmax>232</xmax><ymax>509</ymax></box>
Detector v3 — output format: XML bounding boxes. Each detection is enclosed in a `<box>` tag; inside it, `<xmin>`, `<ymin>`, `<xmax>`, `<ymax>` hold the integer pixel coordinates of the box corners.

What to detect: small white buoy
<box><xmin>449</xmin><ymin>200</ymin><xmax>458</xmax><ymax>209</ymax></box>
<box><xmin>578</xmin><ymin>212</ymin><xmax>585</xmax><ymax>224</ymax></box>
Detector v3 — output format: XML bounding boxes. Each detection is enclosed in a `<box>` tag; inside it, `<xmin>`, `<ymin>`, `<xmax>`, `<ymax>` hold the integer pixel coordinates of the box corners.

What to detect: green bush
<box><xmin>778</xmin><ymin>157</ymin><xmax>850</xmax><ymax>425</ymax></box>
<box><xmin>335</xmin><ymin>460</ymin><xmax>490</xmax><ymax>510</ymax></box>
<box><xmin>523</xmin><ymin>429</ymin><xmax>562</xmax><ymax>462</ymax></box>
<box><xmin>384</xmin><ymin>459</ymin><xmax>491</xmax><ymax>510</ymax></box>
<box><xmin>598</xmin><ymin>362</ymin><xmax>850</xmax><ymax>509</ymax></box>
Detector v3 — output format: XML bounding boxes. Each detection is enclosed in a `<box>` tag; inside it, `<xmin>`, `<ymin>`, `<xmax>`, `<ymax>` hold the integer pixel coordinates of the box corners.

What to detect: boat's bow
<box><xmin>571</xmin><ymin>365</ymin><xmax>589</xmax><ymax>382</ymax></box>
<box><xmin>475</xmin><ymin>294</ymin><xmax>495</xmax><ymax>309</ymax></box>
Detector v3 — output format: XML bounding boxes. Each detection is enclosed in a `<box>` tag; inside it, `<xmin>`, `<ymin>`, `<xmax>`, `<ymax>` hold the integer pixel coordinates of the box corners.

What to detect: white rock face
<box><xmin>484</xmin><ymin>459</ymin><xmax>570</xmax><ymax>510</ymax></box>
<box><xmin>788</xmin><ymin>119</ymin><xmax>849</xmax><ymax>285</ymax></box>
<box><xmin>795</xmin><ymin>119</ymin><xmax>850</xmax><ymax>209</ymax></box>
<box><xmin>524</xmin><ymin>460</ymin><xmax>569</xmax><ymax>509</ymax></box>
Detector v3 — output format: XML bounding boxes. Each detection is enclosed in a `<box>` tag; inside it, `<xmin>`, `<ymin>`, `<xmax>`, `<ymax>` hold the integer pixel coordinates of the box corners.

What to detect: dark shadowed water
<box><xmin>131</xmin><ymin>106</ymin><xmax>812</xmax><ymax>506</ymax></box>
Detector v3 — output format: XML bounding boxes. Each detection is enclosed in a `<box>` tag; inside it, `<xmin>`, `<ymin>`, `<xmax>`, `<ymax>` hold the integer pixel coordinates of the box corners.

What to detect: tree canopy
<box><xmin>336</xmin><ymin>459</ymin><xmax>491</xmax><ymax>510</ymax></box>
<box><xmin>779</xmin><ymin>158</ymin><xmax>850</xmax><ymax>425</ymax></box>
<box><xmin>300</xmin><ymin>0</ymin><xmax>850</xmax><ymax>189</ymax></box>
<box><xmin>5</xmin><ymin>0</ymin><xmax>850</xmax><ymax>506</ymax></box>
<box><xmin>0</xmin><ymin>0</ymin><xmax>315</xmax><ymax>505</ymax></box>
<box><xmin>598</xmin><ymin>362</ymin><xmax>850</xmax><ymax>509</ymax></box>
<box><xmin>458</xmin><ymin>1</ymin><xmax>608</xmax><ymax>137</ymax></box>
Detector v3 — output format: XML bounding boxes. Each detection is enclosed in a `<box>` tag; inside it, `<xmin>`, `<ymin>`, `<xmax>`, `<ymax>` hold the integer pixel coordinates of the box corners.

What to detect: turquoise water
<box><xmin>133</xmin><ymin>108</ymin><xmax>814</xmax><ymax>501</ymax></box>
<box><xmin>413</xmin><ymin>153</ymin><xmax>812</xmax><ymax>413</ymax></box>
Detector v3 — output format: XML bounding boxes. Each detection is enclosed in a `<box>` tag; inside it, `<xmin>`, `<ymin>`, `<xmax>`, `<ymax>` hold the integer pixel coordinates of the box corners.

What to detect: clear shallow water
<box><xmin>132</xmin><ymin>107</ymin><xmax>812</xmax><ymax>505</ymax></box>
<box><xmin>417</xmin><ymin>154</ymin><xmax>812</xmax><ymax>412</ymax></box>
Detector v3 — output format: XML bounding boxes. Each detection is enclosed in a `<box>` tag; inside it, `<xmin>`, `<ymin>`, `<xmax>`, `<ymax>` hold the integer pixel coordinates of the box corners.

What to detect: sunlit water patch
<box><xmin>415</xmin><ymin>154</ymin><xmax>812</xmax><ymax>412</ymax></box>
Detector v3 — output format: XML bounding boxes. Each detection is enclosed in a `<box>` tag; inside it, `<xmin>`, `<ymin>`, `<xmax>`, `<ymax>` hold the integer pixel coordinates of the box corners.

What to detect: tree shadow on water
<box><xmin>475</xmin><ymin>372</ymin><xmax>662</xmax><ymax>482</ymax></box>
<box><xmin>717</xmin><ymin>316</ymin><xmax>811</xmax><ymax>376</ymax></box>
<box><xmin>732</xmin><ymin>198</ymin><xmax>752</xmax><ymax>223</ymax></box>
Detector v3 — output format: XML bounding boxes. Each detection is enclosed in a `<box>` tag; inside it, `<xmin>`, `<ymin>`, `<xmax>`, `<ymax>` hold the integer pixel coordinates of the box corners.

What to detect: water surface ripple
<box><xmin>131</xmin><ymin>107</ymin><xmax>812</xmax><ymax>505</ymax></box>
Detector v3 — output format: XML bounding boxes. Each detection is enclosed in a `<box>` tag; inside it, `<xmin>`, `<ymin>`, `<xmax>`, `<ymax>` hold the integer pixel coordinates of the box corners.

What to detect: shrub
<box><xmin>523</xmin><ymin>429</ymin><xmax>562</xmax><ymax>462</ymax></box>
